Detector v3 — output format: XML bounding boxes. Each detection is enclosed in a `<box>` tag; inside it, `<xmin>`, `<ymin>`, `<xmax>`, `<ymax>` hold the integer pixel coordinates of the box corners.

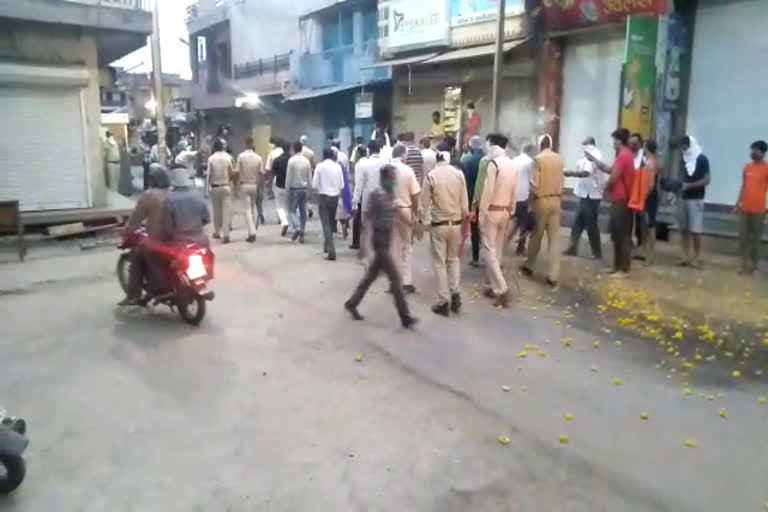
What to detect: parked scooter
<box><xmin>0</xmin><ymin>408</ymin><xmax>28</xmax><ymax>493</ymax></box>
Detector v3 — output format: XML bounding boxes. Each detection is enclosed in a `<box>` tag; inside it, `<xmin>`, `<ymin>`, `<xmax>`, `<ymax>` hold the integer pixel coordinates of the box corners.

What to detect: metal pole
<box><xmin>151</xmin><ymin>0</ymin><xmax>167</xmax><ymax>165</ymax></box>
<box><xmin>491</xmin><ymin>0</ymin><xmax>506</xmax><ymax>132</ymax></box>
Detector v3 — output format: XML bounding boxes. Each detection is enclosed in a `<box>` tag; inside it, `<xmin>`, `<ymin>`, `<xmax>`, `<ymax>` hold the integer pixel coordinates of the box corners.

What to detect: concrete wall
<box><xmin>0</xmin><ymin>21</ymin><xmax>106</xmax><ymax>208</ymax></box>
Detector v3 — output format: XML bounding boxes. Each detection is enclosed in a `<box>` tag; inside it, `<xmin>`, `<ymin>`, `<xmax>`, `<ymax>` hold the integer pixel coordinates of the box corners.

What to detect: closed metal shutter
<box><xmin>0</xmin><ymin>86</ymin><xmax>90</xmax><ymax>211</ymax></box>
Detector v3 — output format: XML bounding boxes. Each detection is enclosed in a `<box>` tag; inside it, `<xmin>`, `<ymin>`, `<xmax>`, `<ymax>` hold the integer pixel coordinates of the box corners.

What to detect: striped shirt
<box><xmin>405</xmin><ymin>144</ymin><xmax>424</xmax><ymax>184</ymax></box>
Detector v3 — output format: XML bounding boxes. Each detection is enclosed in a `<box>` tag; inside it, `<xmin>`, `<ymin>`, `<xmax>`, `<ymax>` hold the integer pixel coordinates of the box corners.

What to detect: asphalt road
<box><xmin>1</xmin><ymin>211</ymin><xmax>766</xmax><ymax>511</ymax></box>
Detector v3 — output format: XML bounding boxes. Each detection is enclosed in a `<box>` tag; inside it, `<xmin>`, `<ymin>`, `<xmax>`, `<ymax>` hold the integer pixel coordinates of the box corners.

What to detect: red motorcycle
<box><xmin>117</xmin><ymin>229</ymin><xmax>215</xmax><ymax>325</ymax></box>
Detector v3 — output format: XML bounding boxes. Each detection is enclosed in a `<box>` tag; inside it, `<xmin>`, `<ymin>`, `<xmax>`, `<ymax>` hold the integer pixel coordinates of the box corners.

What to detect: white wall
<box><xmin>685</xmin><ymin>0</ymin><xmax>768</xmax><ymax>205</ymax></box>
<box><xmin>559</xmin><ymin>27</ymin><xmax>625</xmax><ymax>187</ymax></box>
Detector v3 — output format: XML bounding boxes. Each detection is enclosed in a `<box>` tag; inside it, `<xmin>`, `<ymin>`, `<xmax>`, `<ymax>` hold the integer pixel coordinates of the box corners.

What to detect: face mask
<box><xmin>381</xmin><ymin>179</ymin><xmax>395</xmax><ymax>191</ymax></box>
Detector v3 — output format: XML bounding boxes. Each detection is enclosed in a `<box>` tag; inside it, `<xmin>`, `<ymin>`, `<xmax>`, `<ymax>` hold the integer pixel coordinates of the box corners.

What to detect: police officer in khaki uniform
<box><xmin>235</xmin><ymin>137</ymin><xmax>264</xmax><ymax>243</ymax></box>
<box><xmin>419</xmin><ymin>142</ymin><xmax>469</xmax><ymax>317</ymax></box>
<box><xmin>521</xmin><ymin>134</ymin><xmax>565</xmax><ymax>286</ymax></box>
<box><xmin>206</xmin><ymin>139</ymin><xmax>234</xmax><ymax>243</ymax></box>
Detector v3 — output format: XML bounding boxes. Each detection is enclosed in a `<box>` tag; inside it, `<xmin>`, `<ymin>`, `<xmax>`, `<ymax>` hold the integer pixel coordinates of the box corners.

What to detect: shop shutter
<box><xmin>0</xmin><ymin>86</ymin><xmax>90</xmax><ymax>211</ymax></box>
<box><xmin>685</xmin><ymin>0</ymin><xmax>768</xmax><ymax>205</ymax></box>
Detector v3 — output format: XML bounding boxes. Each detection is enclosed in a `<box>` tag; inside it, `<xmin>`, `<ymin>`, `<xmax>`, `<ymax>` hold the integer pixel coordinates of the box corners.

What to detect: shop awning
<box><xmin>360</xmin><ymin>52</ymin><xmax>441</xmax><ymax>70</ymax></box>
<box><xmin>418</xmin><ymin>38</ymin><xmax>529</xmax><ymax>65</ymax></box>
<box><xmin>282</xmin><ymin>83</ymin><xmax>362</xmax><ymax>102</ymax></box>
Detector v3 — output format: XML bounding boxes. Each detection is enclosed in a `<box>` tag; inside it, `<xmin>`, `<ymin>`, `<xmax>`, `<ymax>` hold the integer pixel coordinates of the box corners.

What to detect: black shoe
<box><xmin>325</xmin><ymin>254</ymin><xmax>336</xmax><ymax>261</ymax></box>
<box><xmin>308</xmin><ymin>209</ymin><xmax>314</xmax><ymax>219</ymax></box>
<box><xmin>258</xmin><ymin>215</ymin><xmax>266</xmax><ymax>224</ymax></box>
<box><xmin>281</xmin><ymin>225</ymin><xmax>289</xmax><ymax>237</ymax></box>
<box><xmin>520</xmin><ymin>265</ymin><xmax>533</xmax><ymax>277</ymax></box>
<box><xmin>469</xmin><ymin>260</ymin><xmax>480</xmax><ymax>268</ymax></box>
<box><xmin>344</xmin><ymin>301</ymin><xmax>364</xmax><ymax>321</ymax></box>
<box><xmin>563</xmin><ymin>247</ymin><xmax>577</xmax><ymax>256</ymax></box>
<box><xmin>431</xmin><ymin>302</ymin><xmax>450</xmax><ymax>317</ymax></box>
<box><xmin>632</xmin><ymin>254</ymin><xmax>646</xmax><ymax>261</ymax></box>
<box><xmin>246</xmin><ymin>235</ymin><xmax>256</xmax><ymax>243</ymax></box>
<box><xmin>592</xmin><ymin>253</ymin><xmax>602</xmax><ymax>260</ymax></box>
<box><xmin>299</xmin><ymin>234</ymin><xmax>305</xmax><ymax>244</ymax></box>
<box><xmin>493</xmin><ymin>291</ymin><xmax>510</xmax><ymax>308</ymax></box>
<box><xmin>222</xmin><ymin>237</ymin><xmax>230</xmax><ymax>244</ymax></box>
<box><xmin>349</xmin><ymin>244</ymin><xmax>360</xmax><ymax>250</ymax></box>
<box><xmin>483</xmin><ymin>288</ymin><xmax>496</xmax><ymax>299</ymax></box>
<box><xmin>403</xmin><ymin>284</ymin><xmax>416</xmax><ymax>294</ymax></box>
<box><xmin>291</xmin><ymin>231</ymin><xmax>300</xmax><ymax>242</ymax></box>
<box><xmin>450</xmin><ymin>293</ymin><xmax>462</xmax><ymax>313</ymax></box>
<box><xmin>546</xmin><ymin>278</ymin><xmax>558</xmax><ymax>288</ymax></box>
<box><xmin>401</xmin><ymin>315</ymin><xmax>418</xmax><ymax>329</ymax></box>
<box><xmin>213</xmin><ymin>233</ymin><xmax>221</xmax><ymax>240</ymax></box>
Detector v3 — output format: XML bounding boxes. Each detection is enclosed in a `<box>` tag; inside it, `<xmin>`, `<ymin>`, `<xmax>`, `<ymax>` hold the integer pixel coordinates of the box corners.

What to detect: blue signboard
<box><xmin>450</xmin><ymin>0</ymin><xmax>524</xmax><ymax>26</ymax></box>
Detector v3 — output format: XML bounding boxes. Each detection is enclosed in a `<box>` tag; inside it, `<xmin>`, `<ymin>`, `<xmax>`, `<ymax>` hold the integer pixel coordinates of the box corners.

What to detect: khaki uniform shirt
<box><xmin>301</xmin><ymin>146</ymin><xmax>316</xmax><ymax>169</ymax></box>
<box><xmin>393</xmin><ymin>160</ymin><xmax>421</xmax><ymax>210</ymax></box>
<box><xmin>235</xmin><ymin>150</ymin><xmax>264</xmax><ymax>185</ymax></box>
<box><xmin>531</xmin><ymin>149</ymin><xmax>565</xmax><ymax>199</ymax></box>
<box><xmin>207</xmin><ymin>151</ymin><xmax>233</xmax><ymax>186</ymax></box>
<box><xmin>480</xmin><ymin>155</ymin><xmax>518</xmax><ymax>218</ymax></box>
<box><xmin>128</xmin><ymin>188</ymin><xmax>168</xmax><ymax>240</ymax></box>
<box><xmin>420</xmin><ymin>161</ymin><xmax>469</xmax><ymax>224</ymax></box>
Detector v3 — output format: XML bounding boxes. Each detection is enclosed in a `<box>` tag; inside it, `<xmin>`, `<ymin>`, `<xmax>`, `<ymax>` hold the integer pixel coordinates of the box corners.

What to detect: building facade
<box><xmin>0</xmin><ymin>0</ymin><xmax>152</xmax><ymax>211</ymax></box>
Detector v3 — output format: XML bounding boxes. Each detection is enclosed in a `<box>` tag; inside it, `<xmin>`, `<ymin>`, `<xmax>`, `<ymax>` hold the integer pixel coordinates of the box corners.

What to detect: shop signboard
<box><xmin>661</xmin><ymin>12</ymin><xmax>688</xmax><ymax>112</ymax></box>
<box><xmin>451</xmin><ymin>0</ymin><xmax>525</xmax><ymax>26</ymax></box>
<box><xmin>619</xmin><ymin>15</ymin><xmax>658</xmax><ymax>139</ymax></box>
<box><xmin>388</xmin><ymin>0</ymin><xmax>451</xmax><ymax>52</ymax></box>
<box><xmin>535</xmin><ymin>0</ymin><xmax>667</xmax><ymax>32</ymax></box>
<box><xmin>355</xmin><ymin>93</ymin><xmax>374</xmax><ymax>119</ymax></box>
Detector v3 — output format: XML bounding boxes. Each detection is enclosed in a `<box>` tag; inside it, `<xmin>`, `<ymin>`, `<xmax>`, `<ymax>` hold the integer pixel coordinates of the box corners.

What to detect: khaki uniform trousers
<box><xmin>240</xmin><ymin>183</ymin><xmax>259</xmax><ymax>236</ymax></box>
<box><xmin>210</xmin><ymin>185</ymin><xmax>232</xmax><ymax>238</ymax></box>
<box><xmin>480</xmin><ymin>212</ymin><xmax>511</xmax><ymax>295</ymax></box>
<box><xmin>392</xmin><ymin>208</ymin><xmax>415</xmax><ymax>287</ymax></box>
<box><xmin>525</xmin><ymin>196</ymin><xmax>562</xmax><ymax>281</ymax></box>
<box><xmin>429</xmin><ymin>224</ymin><xmax>462</xmax><ymax>304</ymax></box>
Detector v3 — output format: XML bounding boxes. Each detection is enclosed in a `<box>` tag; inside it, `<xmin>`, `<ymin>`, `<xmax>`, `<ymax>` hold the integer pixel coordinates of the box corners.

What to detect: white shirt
<box><xmin>511</xmin><ymin>153</ymin><xmax>533</xmax><ymax>202</ymax></box>
<box><xmin>634</xmin><ymin>148</ymin><xmax>646</xmax><ymax>170</ymax></box>
<box><xmin>421</xmin><ymin>148</ymin><xmax>437</xmax><ymax>174</ymax></box>
<box><xmin>353</xmin><ymin>153</ymin><xmax>386</xmax><ymax>211</ymax></box>
<box><xmin>573</xmin><ymin>147</ymin><xmax>605</xmax><ymax>200</ymax></box>
<box><xmin>265</xmin><ymin>146</ymin><xmax>284</xmax><ymax>171</ymax></box>
<box><xmin>313</xmin><ymin>159</ymin><xmax>344</xmax><ymax>197</ymax></box>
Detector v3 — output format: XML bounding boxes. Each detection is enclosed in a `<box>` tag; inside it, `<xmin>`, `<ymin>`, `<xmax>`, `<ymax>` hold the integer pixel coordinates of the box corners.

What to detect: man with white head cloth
<box><xmin>521</xmin><ymin>133</ymin><xmax>565</xmax><ymax>287</ymax></box>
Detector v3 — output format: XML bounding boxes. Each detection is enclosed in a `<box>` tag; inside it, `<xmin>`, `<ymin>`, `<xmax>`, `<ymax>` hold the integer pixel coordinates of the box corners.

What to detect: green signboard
<box><xmin>620</xmin><ymin>16</ymin><xmax>658</xmax><ymax>139</ymax></box>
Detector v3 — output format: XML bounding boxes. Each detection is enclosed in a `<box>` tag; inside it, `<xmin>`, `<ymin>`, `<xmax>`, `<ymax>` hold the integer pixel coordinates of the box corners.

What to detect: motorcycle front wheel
<box><xmin>116</xmin><ymin>253</ymin><xmax>131</xmax><ymax>295</ymax></box>
<box><xmin>177</xmin><ymin>294</ymin><xmax>206</xmax><ymax>326</ymax></box>
<box><xmin>0</xmin><ymin>455</ymin><xmax>25</xmax><ymax>494</ymax></box>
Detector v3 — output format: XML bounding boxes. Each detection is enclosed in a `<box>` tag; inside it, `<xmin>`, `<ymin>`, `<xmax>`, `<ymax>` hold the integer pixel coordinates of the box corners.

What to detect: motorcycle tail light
<box><xmin>186</xmin><ymin>253</ymin><xmax>208</xmax><ymax>280</ymax></box>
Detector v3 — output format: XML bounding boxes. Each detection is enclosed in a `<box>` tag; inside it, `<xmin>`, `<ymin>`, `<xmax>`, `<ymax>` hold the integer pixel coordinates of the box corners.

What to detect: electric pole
<box><xmin>150</xmin><ymin>0</ymin><xmax>167</xmax><ymax>165</ymax></box>
<box><xmin>491</xmin><ymin>0</ymin><xmax>506</xmax><ymax>132</ymax></box>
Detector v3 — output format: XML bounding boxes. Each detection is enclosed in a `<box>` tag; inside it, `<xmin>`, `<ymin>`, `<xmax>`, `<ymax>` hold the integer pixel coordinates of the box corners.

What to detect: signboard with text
<box><xmin>388</xmin><ymin>0</ymin><xmax>451</xmax><ymax>52</ymax></box>
<box><xmin>536</xmin><ymin>0</ymin><xmax>667</xmax><ymax>32</ymax></box>
<box><xmin>451</xmin><ymin>0</ymin><xmax>525</xmax><ymax>26</ymax></box>
<box><xmin>619</xmin><ymin>16</ymin><xmax>658</xmax><ymax>139</ymax></box>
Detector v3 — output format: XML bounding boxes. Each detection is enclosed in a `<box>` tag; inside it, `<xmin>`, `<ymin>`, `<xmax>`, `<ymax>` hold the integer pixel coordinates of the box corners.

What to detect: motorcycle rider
<box><xmin>118</xmin><ymin>164</ymin><xmax>170</xmax><ymax>306</ymax></box>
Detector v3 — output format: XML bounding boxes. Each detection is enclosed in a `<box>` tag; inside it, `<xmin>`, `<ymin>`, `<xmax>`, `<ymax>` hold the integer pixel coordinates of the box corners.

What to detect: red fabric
<box><xmin>610</xmin><ymin>148</ymin><xmax>636</xmax><ymax>203</ymax></box>
<box><xmin>628</xmin><ymin>167</ymin><xmax>650</xmax><ymax>212</ymax></box>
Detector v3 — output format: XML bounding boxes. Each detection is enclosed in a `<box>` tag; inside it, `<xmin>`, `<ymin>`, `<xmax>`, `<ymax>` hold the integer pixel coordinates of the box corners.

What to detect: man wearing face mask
<box><xmin>420</xmin><ymin>142</ymin><xmax>470</xmax><ymax>316</ymax></box>
<box><xmin>478</xmin><ymin>133</ymin><xmax>518</xmax><ymax>308</ymax></box>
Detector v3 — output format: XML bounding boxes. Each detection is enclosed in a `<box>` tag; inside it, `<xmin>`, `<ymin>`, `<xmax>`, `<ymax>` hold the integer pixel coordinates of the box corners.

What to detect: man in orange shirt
<box><xmin>736</xmin><ymin>140</ymin><xmax>768</xmax><ymax>274</ymax></box>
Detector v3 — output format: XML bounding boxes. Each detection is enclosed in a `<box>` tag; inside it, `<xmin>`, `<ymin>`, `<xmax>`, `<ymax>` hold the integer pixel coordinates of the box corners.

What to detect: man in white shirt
<box><xmin>564</xmin><ymin>136</ymin><xmax>604</xmax><ymax>259</ymax></box>
<box><xmin>507</xmin><ymin>143</ymin><xmax>536</xmax><ymax>255</ymax></box>
<box><xmin>421</xmin><ymin>136</ymin><xmax>438</xmax><ymax>177</ymax></box>
<box><xmin>353</xmin><ymin>140</ymin><xmax>387</xmax><ymax>258</ymax></box>
<box><xmin>264</xmin><ymin>137</ymin><xmax>283</xmax><ymax>201</ymax></box>
<box><xmin>313</xmin><ymin>148</ymin><xmax>344</xmax><ymax>260</ymax></box>
<box><xmin>286</xmin><ymin>141</ymin><xmax>313</xmax><ymax>243</ymax></box>
<box><xmin>390</xmin><ymin>144</ymin><xmax>421</xmax><ymax>293</ymax></box>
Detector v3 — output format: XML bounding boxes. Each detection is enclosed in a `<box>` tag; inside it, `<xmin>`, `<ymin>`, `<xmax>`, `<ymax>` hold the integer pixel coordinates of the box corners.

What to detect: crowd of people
<box><xmin>123</xmin><ymin>121</ymin><xmax>768</xmax><ymax>321</ymax></box>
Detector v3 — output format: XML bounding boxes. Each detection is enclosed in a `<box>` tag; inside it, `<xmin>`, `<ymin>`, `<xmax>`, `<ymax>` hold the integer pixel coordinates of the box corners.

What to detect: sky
<box><xmin>112</xmin><ymin>0</ymin><xmax>194</xmax><ymax>78</ymax></box>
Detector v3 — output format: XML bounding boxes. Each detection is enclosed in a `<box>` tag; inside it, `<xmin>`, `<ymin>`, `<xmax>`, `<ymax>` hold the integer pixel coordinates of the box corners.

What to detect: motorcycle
<box><xmin>117</xmin><ymin>229</ymin><xmax>215</xmax><ymax>326</ymax></box>
<box><xmin>0</xmin><ymin>408</ymin><xmax>28</xmax><ymax>494</ymax></box>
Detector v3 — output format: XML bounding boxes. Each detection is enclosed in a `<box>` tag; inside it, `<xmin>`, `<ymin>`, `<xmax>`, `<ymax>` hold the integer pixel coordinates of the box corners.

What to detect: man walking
<box><xmin>391</xmin><ymin>144</ymin><xmax>421</xmax><ymax>293</ymax></box>
<box><xmin>420</xmin><ymin>142</ymin><xmax>469</xmax><ymax>316</ymax></box>
<box><xmin>332</xmin><ymin>141</ymin><xmax>353</xmax><ymax>239</ymax></box>
<box><xmin>272</xmin><ymin>141</ymin><xmax>291</xmax><ymax>236</ymax></box>
<box><xmin>286</xmin><ymin>141</ymin><xmax>312</xmax><ymax>243</ymax></box>
<box><xmin>478</xmin><ymin>134</ymin><xmax>518</xmax><ymax>308</ymax></box>
<box><xmin>349</xmin><ymin>145</ymin><xmax>368</xmax><ymax>249</ymax></box>
<box><xmin>264</xmin><ymin>136</ymin><xmax>283</xmax><ymax>201</ymax></box>
<box><xmin>402</xmin><ymin>132</ymin><xmax>425</xmax><ymax>185</ymax></box>
<box><xmin>235</xmin><ymin>137</ymin><xmax>264</xmax><ymax>243</ymax></box>
<box><xmin>585</xmin><ymin>128</ymin><xmax>636</xmax><ymax>277</ymax></box>
<box><xmin>344</xmin><ymin>165</ymin><xmax>418</xmax><ymax>329</ymax></box>
<box><xmin>521</xmin><ymin>134</ymin><xmax>564</xmax><ymax>287</ymax></box>
<box><xmin>461</xmin><ymin>136</ymin><xmax>485</xmax><ymax>267</ymax></box>
<box><xmin>313</xmin><ymin>148</ymin><xmax>344</xmax><ymax>260</ymax></box>
<box><xmin>736</xmin><ymin>140</ymin><xmax>768</xmax><ymax>274</ymax></box>
<box><xmin>353</xmin><ymin>140</ymin><xmax>387</xmax><ymax>256</ymax></box>
<box><xmin>206</xmin><ymin>139</ymin><xmax>234</xmax><ymax>243</ymax></box>
<box><xmin>564</xmin><ymin>136</ymin><xmax>604</xmax><ymax>259</ymax></box>
<box><xmin>300</xmin><ymin>135</ymin><xmax>317</xmax><ymax>219</ymax></box>
<box><xmin>507</xmin><ymin>143</ymin><xmax>535</xmax><ymax>256</ymax></box>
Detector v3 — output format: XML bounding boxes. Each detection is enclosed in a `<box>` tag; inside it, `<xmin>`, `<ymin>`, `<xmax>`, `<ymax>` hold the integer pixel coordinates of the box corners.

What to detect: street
<box><xmin>1</xmin><ymin>209</ymin><xmax>767</xmax><ymax>511</ymax></box>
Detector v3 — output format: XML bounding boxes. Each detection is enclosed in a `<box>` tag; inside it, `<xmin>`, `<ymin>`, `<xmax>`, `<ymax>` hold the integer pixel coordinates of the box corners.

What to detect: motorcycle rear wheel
<box><xmin>0</xmin><ymin>455</ymin><xmax>25</xmax><ymax>494</ymax></box>
<box><xmin>116</xmin><ymin>254</ymin><xmax>131</xmax><ymax>295</ymax></box>
<box><xmin>177</xmin><ymin>295</ymin><xmax>206</xmax><ymax>326</ymax></box>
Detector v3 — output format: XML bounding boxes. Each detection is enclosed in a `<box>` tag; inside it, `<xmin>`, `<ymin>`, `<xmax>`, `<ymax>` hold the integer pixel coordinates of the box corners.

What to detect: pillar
<box><xmin>535</xmin><ymin>37</ymin><xmax>564</xmax><ymax>149</ymax></box>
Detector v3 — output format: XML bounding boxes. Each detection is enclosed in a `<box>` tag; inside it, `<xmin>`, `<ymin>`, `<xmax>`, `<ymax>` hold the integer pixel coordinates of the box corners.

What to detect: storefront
<box><xmin>684</xmin><ymin>0</ymin><xmax>767</xmax><ymax>205</ymax></box>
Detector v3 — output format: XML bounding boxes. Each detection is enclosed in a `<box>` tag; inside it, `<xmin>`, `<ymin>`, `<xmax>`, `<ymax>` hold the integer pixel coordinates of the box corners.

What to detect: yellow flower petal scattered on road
<box><xmin>564</xmin><ymin>413</ymin><xmax>573</xmax><ymax>421</ymax></box>
<box><xmin>498</xmin><ymin>435</ymin><xmax>510</xmax><ymax>445</ymax></box>
<box><xmin>683</xmin><ymin>388</ymin><xmax>691</xmax><ymax>395</ymax></box>
<box><xmin>615</xmin><ymin>340</ymin><xmax>623</xmax><ymax>347</ymax></box>
<box><xmin>593</xmin><ymin>340</ymin><xmax>601</xmax><ymax>348</ymax></box>
<box><xmin>706</xmin><ymin>394</ymin><xmax>715</xmax><ymax>401</ymax></box>
<box><xmin>560</xmin><ymin>338</ymin><xmax>573</xmax><ymax>347</ymax></box>
<box><xmin>496</xmin><ymin>305</ymin><xmax>503</xmax><ymax>310</ymax></box>
<box><xmin>694</xmin><ymin>354</ymin><xmax>702</xmax><ymax>361</ymax></box>
<box><xmin>590</xmin><ymin>364</ymin><xmax>598</xmax><ymax>372</ymax></box>
<box><xmin>732</xmin><ymin>370</ymin><xmax>742</xmax><ymax>378</ymax></box>
<box><xmin>538</xmin><ymin>351</ymin><xmax>547</xmax><ymax>357</ymax></box>
<box><xmin>640</xmin><ymin>412</ymin><xmax>649</xmax><ymax>420</ymax></box>
<box><xmin>673</xmin><ymin>331</ymin><xmax>683</xmax><ymax>339</ymax></box>
<box><xmin>523</xmin><ymin>343</ymin><xmax>538</xmax><ymax>350</ymax></box>
<box><xmin>501</xmin><ymin>385</ymin><xmax>511</xmax><ymax>392</ymax></box>
<box><xmin>597</xmin><ymin>305</ymin><xmax>608</xmax><ymax>312</ymax></box>
<box><xmin>613</xmin><ymin>378</ymin><xmax>623</xmax><ymax>386</ymax></box>
<box><xmin>684</xmin><ymin>439</ymin><xmax>698</xmax><ymax>448</ymax></box>
<box><xmin>682</xmin><ymin>362</ymin><xmax>694</xmax><ymax>369</ymax></box>
<box><xmin>355</xmin><ymin>354</ymin><xmax>363</xmax><ymax>362</ymax></box>
<box><xmin>718</xmin><ymin>409</ymin><xmax>727</xmax><ymax>419</ymax></box>
<box><xmin>529</xmin><ymin>306</ymin><xmax>538</xmax><ymax>312</ymax></box>
<box><xmin>517</xmin><ymin>351</ymin><xmax>528</xmax><ymax>358</ymax></box>
<box><xmin>559</xmin><ymin>434</ymin><xmax>569</xmax><ymax>444</ymax></box>
<box><xmin>758</xmin><ymin>397</ymin><xmax>766</xmax><ymax>404</ymax></box>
